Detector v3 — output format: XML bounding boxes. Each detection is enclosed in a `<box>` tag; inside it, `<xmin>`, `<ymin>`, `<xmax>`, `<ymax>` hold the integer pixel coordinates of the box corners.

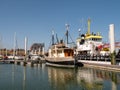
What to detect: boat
<box><xmin>75</xmin><ymin>19</ymin><xmax>111</xmax><ymax>64</ymax></box>
<box><xmin>45</xmin><ymin>42</ymin><xmax>76</xmax><ymax>68</ymax></box>
<box><xmin>7</xmin><ymin>55</ymin><xmax>24</xmax><ymax>60</ymax></box>
<box><xmin>0</xmin><ymin>55</ymin><xmax>3</xmax><ymax>60</ymax></box>
<box><xmin>45</xmin><ymin>25</ymin><xmax>83</xmax><ymax>68</ymax></box>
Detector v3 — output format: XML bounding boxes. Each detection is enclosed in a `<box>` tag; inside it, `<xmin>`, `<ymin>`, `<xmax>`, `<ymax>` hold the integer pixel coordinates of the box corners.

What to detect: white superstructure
<box><xmin>76</xmin><ymin>19</ymin><xmax>109</xmax><ymax>55</ymax></box>
<box><xmin>48</xmin><ymin>42</ymin><xmax>74</xmax><ymax>58</ymax></box>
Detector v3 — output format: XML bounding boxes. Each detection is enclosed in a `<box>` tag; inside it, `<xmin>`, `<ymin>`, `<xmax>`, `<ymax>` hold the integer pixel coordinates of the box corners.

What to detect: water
<box><xmin>0</xmin><ymin>64</ymin><xmax>120</xmax><ymax>90</ymax></box>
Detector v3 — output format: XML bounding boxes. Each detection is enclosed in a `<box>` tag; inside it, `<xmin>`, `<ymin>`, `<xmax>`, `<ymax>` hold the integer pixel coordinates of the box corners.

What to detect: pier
<box><xmin>0</xmin><ymin>59</ymin><xmax>46</xmax><ymax>67</ymax></box>
<box><xmin>80</xmin><ymin>61</ymin><xmax>120</xmax><ymax>72</ymax></box>
<box><xmin>75</xmin><ymin>54</ymin><xmax>120</xmax><ymax>72</ymax></box>
<box><xmin>1</xmin><ymin>54</ymin><xmax>120</xmax><ymax>72</ymax></box>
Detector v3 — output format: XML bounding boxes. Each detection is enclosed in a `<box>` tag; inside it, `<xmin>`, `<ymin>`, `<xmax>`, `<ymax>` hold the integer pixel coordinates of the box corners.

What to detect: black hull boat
<box><xmin>45</xmin><ymin>58</ymin><xmax>83</xmax><ymax>68</ymax></box>
<box><xmin>45</xmin><ymin>25</ymin><xmax>84</xmax><ymax>68</ymax></box>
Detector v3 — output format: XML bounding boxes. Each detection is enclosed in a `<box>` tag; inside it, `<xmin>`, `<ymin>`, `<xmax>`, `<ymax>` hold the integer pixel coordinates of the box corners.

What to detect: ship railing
<box><xmin>75</xmin><ymin>54</ymin><xmax>111</xmax><ymax>61</ymax></box>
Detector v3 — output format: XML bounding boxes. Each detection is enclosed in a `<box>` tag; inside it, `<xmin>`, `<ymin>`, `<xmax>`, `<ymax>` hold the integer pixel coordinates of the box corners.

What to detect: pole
<box><xmin>25</xmin><ymin>37</ymin><xmax>28</xmax><ymax>61</ymax></box>
<box><xmin>109</xmin><ymin>24</ymin><xmax>116</xmax><ymax>65</ymax></box>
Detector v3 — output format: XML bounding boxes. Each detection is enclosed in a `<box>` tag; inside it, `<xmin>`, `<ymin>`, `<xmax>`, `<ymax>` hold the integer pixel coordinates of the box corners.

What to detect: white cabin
<box><xmin>48</xmin><ymin>43</ymin><xmax>74</xmax><ymax>58</ymax></box>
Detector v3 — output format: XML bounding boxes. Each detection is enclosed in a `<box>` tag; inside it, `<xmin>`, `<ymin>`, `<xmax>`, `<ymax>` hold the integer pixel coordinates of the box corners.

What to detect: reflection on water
<box><xmin>48</xmin><ymin>67</ymin><xmax>76</xmax><ymax>90</ymax></box>
<box><xmin>47</xmin><ymin>67</ymin><xmax>120</xmax><ymax>90</ymax></box>
<box><xmin>0</xmin><ymin>64</ymin><xmax>120</xmax><ymax>90</ymax></box>
<box><xmin>76</xmin><ymin>68</ymin><xmax>103</xmax><ymax>90</ymax></box>
<box><xmin>23</xmin><ymin>66</ymin><xmax>26</xmax><ymax>90</ymax></box>
<box><xmin>0</xmin><ymin>64</ymin><xmax>48</xmax><ymax>90</ymax></box>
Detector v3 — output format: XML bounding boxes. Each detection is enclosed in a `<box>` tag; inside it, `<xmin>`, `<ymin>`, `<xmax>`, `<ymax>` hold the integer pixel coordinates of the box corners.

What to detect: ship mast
<box><xmin>87</xmin><ymin>19</ymin><xmax>91</xmax><ymax>36</ymax></box>
<box><xmin>52</xmin><ymin>30</ymin><xmax>55</xmax><ymax>45</ymax></box>
<box><xmin>65</xmin><ymin>24</ymin><xmax>69</xmax><ymax>45</ymax></box>
<box><xmin>56</xmin><ymin>33</ymin><xmax>59</xmax><ymax>44</ymax></box>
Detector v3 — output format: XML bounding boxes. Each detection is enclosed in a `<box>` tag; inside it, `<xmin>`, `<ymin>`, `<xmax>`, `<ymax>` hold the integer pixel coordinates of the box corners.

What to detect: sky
<box><xmin>0</xmin><ymin>0</ymin><xmax>120</xmax><ymax>50</ymax></box>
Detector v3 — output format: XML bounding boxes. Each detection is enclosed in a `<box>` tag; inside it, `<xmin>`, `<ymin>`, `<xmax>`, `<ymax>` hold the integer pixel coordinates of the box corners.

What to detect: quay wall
<box><xmin>79</xmin><ymin>60</ymin><xmax>120</xmax><ymax>72</ymax></box>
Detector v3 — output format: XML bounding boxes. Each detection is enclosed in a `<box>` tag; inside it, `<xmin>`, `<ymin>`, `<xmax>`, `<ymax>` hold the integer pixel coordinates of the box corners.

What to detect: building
<box><xmin>103</xmin><ymin>42</ymin><xmax>120</xmax><ymax>54</ymax></box>
<box><xmin>30</xmin><ymin>43</ymin><xmax>44</xmax><ymax>55</ymax></box>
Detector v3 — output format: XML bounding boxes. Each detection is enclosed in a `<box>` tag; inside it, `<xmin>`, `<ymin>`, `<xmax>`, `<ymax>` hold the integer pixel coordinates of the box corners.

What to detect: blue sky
<box><xmin>0</xmin><ymin>0</ymin><xmax>120</xmax><ymax>50</ymax></box>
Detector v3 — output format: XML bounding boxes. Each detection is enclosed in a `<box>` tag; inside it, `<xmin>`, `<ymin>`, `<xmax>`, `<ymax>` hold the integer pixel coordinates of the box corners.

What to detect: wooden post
<box><xmin>110</xmin><ymin>51</ymin><xmax>116</xmax><ymax>65</ymax></box>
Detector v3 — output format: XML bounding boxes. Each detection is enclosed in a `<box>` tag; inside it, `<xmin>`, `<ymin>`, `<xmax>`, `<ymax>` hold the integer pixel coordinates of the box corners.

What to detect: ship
<box><xmin>76</xmin><ymin>19</ymin><xmax>109</xmax><ymax>56</ymax></box>
<box><xmin>45</xmin><ymin>24</ymin><xmax>83</xmax><ymax>68</ymax></box>
<box><xmin>74</xmin><ymin>19</ymin><xmax>113</xmax><ymax>66</ymax></box>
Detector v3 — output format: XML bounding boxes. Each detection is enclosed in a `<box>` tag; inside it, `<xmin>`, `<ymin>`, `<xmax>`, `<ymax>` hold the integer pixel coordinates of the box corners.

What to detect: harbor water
<box><xmin>0</xmin><ymin>64</ymin><xmax>120</xmax><ymax>90</ymax></box>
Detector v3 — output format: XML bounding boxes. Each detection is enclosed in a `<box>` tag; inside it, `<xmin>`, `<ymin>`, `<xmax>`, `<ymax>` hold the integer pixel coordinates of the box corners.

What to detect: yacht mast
<box><xmin>13</xmin><ymin>32</ymin><xmax>16</xmax><ymax>58</ymax></box>
<box><xmin>0</xmin><ymin>35</ymin><xmax>2</xmax><ymax>55</ymax></box>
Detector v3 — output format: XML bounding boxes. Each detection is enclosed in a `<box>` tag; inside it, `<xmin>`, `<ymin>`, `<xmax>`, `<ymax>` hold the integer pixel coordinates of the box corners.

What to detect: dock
<box><xmin>1</xmin><ymin>56</ymin><xmax>120</xmax><ymax>72</ymax></box>
<box><xmin>0</xmin><ymin>59</ymin><xmax>46</xmax><ymax>67</ymax></box>
<box><xmin>78</xmin><ymin>60</ymin><xmax>120</xmax><ymax>72</ymax></box>
<box><xmin>74</xmin><ymin>54</ymin><xmax>120</xmax><ymax>72</ymax></box>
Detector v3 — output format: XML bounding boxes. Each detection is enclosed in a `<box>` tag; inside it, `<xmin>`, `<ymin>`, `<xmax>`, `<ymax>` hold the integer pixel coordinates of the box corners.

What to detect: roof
<box><xmin>85</xmin><ymin>35</ymin><xmax>102</xmax><ymax>39</ymax></box>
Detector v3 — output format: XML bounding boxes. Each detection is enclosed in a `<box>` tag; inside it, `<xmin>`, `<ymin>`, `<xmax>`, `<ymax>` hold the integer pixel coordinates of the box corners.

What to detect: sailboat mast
<box><xmin>0</xmin><ymin>35</ymin><xmax>2</xmax><ymax>55</ymax></box>
<box><xmin>13</xmin><ymin>32</ymin><xmax>16</xmax><ymax>57</ymax></box>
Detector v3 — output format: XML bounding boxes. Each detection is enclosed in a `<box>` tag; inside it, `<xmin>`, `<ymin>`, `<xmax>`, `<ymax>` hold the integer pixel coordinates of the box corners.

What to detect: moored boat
<box><xmin>75</xmin><ymin>19</ymin><xmax>111</xmax><ymax>64</ymax></box>
<box><xmin>45</xmin><ymin>42</ymin><xmax>75</xmax><ymax>68</ymax></box>
<box><xmin>45</xmin><ymin>25</ymin><xmax>83</xmax><ymax>68</ymax></box>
